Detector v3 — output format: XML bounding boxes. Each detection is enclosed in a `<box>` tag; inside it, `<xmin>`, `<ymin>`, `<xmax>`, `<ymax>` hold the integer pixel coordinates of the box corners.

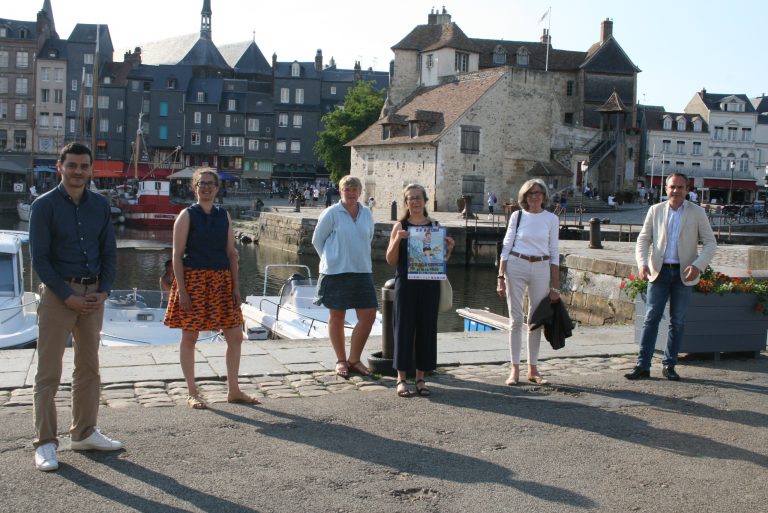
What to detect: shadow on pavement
<box><xmin>428</xmin><ymin>376</ymin><xmax>768</xmax><ymax>469</ymax></box>
<box><xmin>57</xmin><ymin>453</ymin><xmax>261</xmax><ymax>513</ymax></box>
<box><xmin>211</xmin><ymin>407</ymin><xmax>597</xmax><ymax>509</ymax></box>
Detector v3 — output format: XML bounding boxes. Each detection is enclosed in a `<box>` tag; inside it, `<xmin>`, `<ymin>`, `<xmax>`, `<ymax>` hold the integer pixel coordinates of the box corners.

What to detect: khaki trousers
<box><xmin>33</xmin><ymin>282</ymin><xmax>104</xmax><ymax>447</ymax></box>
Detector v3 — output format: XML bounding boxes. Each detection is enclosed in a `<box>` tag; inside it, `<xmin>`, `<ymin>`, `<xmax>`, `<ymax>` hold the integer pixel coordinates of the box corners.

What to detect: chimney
<box><xmin>435</xmin><ymin>6</ymin><xmax>451</xmax><ymax>25</ymax></box>
<box><xmin>272</xmin><ymin>53</ymin><xmax>277</xmax><ymax>77</ymax></box>
<box><xmin>315</xmin><ymin>49</ymin><xmax>323</xmax><ymax>71</ymax></box>
<box><xmin>600</xmin><ymin>18</ymin><xmax>613</xmax><ymax>43</ymax></box>
<box><xmin>123</xmin><ymin>47</ymin><xmax>142</xmax><ymax>68</ymax></box>
<box><xmin>540</xmin><ymin>28</ymin><xmax>551</xmax><ymax>46</ymax></box>
<box><xmin>354</xmin><ymin>61</ymin><xmax>361</xmax><ymax>82</ymax></box>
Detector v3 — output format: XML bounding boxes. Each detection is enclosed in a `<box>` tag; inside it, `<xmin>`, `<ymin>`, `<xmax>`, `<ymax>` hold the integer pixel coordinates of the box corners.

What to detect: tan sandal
<box><xmin>347</xmin><ymin>360</ymin><xmax>372</xmax><ymax>376</ymax></box>
<box><xmin>187</xmin><ymin>394</ymin><xmax>208</xmax><ymax>410</ymax></box>
<box><xmin>227</xmin><ymin>391</ymin><xmax>261</xmax><ymax>405</ymax></box>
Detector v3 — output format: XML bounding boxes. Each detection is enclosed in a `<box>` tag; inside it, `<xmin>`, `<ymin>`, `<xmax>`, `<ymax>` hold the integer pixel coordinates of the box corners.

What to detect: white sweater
<box><xmin>500</xmin><ymin>209</ymin><xmax>559</xmax><ymax>262</ymax></box>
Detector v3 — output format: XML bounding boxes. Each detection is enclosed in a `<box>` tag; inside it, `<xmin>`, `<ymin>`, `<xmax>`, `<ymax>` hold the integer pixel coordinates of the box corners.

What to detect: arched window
<box><xmin>740</xmin><ymin>153</ymin><xmax>749</xmax><ymax>173</ymax></box>
<box><xmin>291</xmin><ymin>62</ymin><xmax>301</xmax><ymax>77</ymax></box>
<box><xmin>493</xmin><ymin>45</ymin><xmax>507</xmax><ymax>65</ymax></box>
<box><xmin>516</xmin><ymin>47</ymin><xmax>529</xmax><ymax>67</ymax></box>
<box><xmin>662</xmin><ymin>116</ymin><xmax>672</xmax><ymax>130</ymax></box>
<box><xmin>713</xmin><ymin>151</ymin><xmax>722</xmax><ymax>172</ymax></box>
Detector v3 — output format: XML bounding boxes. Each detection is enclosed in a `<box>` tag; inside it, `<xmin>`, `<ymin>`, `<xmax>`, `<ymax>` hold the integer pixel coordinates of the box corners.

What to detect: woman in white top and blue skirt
<box><xmin>312</xmin><ymin>175</ymin><xmax>378</xmax><ymax>378</ymax></box>
<box><xmin>496</xmin><ymin>179</ymin><xmax>561</xmax><ymax>386</ymax></box>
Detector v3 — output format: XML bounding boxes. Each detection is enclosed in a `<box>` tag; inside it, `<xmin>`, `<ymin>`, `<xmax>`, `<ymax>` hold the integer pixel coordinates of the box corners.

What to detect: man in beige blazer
<box><xmin>626</xmin><ymin>173</ymin><xmax>717</xmax><ymax>381</ymax></box>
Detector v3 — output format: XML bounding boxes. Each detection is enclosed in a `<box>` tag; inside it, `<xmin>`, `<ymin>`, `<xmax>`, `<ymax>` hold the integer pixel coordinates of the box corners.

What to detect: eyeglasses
<box><xmin>527</xmin><ymin>190</ymin><xmax>544</xmax><ymax>197</ymax></box>
<box><xmin>406</xmin><ymin>196</ymin><xmax>424</xmax><ymax>202</ymax></box>
<box><xmin>196</xmin><ymin>181</ymin><xmax>217</xmax><ymax>188</ymax></box>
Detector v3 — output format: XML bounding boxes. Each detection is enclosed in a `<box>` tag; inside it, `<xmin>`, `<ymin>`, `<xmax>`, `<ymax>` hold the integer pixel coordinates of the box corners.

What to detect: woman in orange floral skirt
<box><xmin>164</xmin><ymin>169</ymin><xmax>258</xmax><ymax>409</ymax></box>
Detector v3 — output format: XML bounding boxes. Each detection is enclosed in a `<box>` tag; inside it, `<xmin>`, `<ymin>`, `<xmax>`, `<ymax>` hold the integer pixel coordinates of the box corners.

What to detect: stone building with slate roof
<box><xmin>349</xmin><ymin>9</ymin><xmax>642</xmax><ymax>212</ymax></box>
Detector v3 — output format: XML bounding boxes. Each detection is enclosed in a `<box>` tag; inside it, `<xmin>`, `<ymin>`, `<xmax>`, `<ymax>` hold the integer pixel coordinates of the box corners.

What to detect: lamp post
<box><xmin>728</xmin><ymin>160</ymin><xmax>736</xmax><ymax>204</ymax></box>
<box><xmin>578</xmin><ymin>160</ymin><xmax>588</xmax><ymax>228</ymax></box>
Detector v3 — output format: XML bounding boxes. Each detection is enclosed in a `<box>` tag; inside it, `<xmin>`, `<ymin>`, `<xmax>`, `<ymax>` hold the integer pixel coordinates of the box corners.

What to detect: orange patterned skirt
<box><xmin>164</xmin><ymin>269</ymin><xmax>243</xmax><ymax>331</ymax></box>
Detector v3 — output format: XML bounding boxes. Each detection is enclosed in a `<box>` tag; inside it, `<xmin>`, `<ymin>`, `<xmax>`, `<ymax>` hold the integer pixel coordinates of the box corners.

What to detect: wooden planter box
<box><xmin>634</xmin><ymin>293</ymin><xmax>768</xmax><ymax>357</ymax></box>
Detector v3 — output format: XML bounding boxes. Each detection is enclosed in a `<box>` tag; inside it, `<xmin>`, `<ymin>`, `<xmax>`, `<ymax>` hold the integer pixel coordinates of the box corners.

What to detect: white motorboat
<box><xmin>241</xmin><ymin>265</ymin><xmax>383</xmax><ymax>340</ymax></box>
<box><xmin>0</xmin><ymin>233</ymin><xmax>39</xmax><ymax>349</ymax></box>
<box><xmin>101</xmin><ymin>289</ymin><xmax>221</xmax><ymax>346</ymax></box>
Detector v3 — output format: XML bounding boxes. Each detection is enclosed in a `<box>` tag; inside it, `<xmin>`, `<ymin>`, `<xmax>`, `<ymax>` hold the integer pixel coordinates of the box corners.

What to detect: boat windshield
<box><xmin>278</xmin><ymin>277</ymin><xmax>316</xmax><ymax>307</ymax></box>
<box><xmin>0</xmin><ymin>254</ymin><xmax>16</xmax><ymax>296</ymax></box>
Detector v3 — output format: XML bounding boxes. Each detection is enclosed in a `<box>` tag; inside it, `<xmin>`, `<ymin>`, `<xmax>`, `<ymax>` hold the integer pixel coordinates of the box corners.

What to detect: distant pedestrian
<box><xmin>627</xmin><ymin>173</ymin><xmax>717</xmax><ymax>382</ymax></box>
<box><xmin>325</xmin><ymin>186</ymin><xmax>334</xmax><ymax>208</ymax></box>
<box><xmin>367</xmin><ymin>196</ymin><xmax>376</xmax><ymax>209</ymax></box>
<box><xmin>165</xmin><ymin>168</ymin><xmax>260</xmax><ymax>409</ymax></box>
<box><xmin>497</xmin><ymin>178</ymin><xmax>560</xmax><ymax>387</ymax></box>
<box><xmin>487</xmin><ymin>191</ymin><xmax>497</xmax><ymax>219</ymax></box>
<box><xmin>30</xmin><ymin>142</ymin><xmax>121</xmax><ymax>472</ymax></box>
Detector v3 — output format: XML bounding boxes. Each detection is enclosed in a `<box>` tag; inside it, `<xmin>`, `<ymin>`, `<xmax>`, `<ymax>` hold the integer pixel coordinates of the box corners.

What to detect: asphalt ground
<box><xmin>1</xmin><ymin>352</ymin><xmax>766</xmax><ymax>513</ymax></box>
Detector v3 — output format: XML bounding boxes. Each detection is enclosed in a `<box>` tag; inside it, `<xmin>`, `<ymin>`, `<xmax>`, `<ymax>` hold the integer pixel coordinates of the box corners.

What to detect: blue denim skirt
<box><xmin>313</xmin><ymin>272</ymin><xmax>378</xmax><ymax>310</ymax></box>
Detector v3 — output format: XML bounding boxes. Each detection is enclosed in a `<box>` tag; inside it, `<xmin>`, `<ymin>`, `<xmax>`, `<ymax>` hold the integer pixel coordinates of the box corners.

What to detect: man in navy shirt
<box><xmin>30</xmin><ymin>143</ymin><xmax>120</xmax><ymax>472</ymax></box>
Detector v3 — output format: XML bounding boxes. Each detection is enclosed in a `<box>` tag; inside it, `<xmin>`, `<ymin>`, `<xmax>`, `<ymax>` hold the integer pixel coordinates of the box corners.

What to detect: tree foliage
<box><xmin>314</xmin><ymin>80</ymin><xmax>386</xmax><ymax>183</ymax></box>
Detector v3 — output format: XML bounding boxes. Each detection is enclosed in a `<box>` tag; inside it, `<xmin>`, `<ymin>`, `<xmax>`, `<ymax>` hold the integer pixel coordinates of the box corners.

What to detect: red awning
<box><xmin>703</xmin><ymin>178</ymin><xmax>757</xmax><ymax>191</ymax></box>
<box><xmin>92</xmin><ymin>160</ymin><xmax>124</xmax><ymax>178</ymax></box>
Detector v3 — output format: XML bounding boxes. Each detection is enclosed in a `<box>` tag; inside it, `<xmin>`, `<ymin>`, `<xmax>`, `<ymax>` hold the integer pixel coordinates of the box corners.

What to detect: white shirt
<box><xmin>312</xmin><ymin>201</ymin><xmax>374</xmax><ymax>275</ymax></box>
<box><xmin>500</xmin><ymin>210</ymin><xmax>559</xmax><ymax>262</ymax></box>
<box><xmin>663</xmin><ymin>203</ymin><xmax>684</xmax><ymax>264</ymax></box>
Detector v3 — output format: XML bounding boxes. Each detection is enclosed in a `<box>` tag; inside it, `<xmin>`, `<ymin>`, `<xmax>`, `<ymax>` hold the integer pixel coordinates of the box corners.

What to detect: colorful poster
<box><xmin>407</xmin><ymin>226</ymin><xmax>447</xmax><ymax>280</ymax></box>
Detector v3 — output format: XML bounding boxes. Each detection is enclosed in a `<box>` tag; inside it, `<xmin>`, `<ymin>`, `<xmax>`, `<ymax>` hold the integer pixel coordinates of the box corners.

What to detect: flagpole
<box><xmin>545</xmin><ymin>7</ymin><xmax>551</xmax><ymax>72</ymax></box>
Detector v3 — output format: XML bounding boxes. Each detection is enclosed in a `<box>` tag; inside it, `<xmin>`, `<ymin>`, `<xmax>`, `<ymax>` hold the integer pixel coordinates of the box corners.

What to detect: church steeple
<box><xmin>200</xmin><ymin>0</ymin><xmax>212</xmax><ymax>40</ymax></box>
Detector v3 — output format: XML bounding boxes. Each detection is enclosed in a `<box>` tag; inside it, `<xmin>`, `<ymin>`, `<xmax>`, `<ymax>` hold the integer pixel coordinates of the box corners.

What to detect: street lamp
<box><xmin>728</xmin><ymin>160</ymin><xmax>736</xmax><ymax>204</ymax></box>
<box><xmin>578</xmin><ymin>160</ymin><xmax>588</xmax><ymax>228</ymax></box>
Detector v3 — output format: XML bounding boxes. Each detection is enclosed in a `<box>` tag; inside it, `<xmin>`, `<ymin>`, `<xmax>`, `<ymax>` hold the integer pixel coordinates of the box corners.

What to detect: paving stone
<box><xmin>358</xmin><ymin>385</ymin><xmax>388</xmax><ymax>392</ymax></box>
<box><xmin>103</xmin><ymin>383</ymin><xmax>135</xmax><ymax>390</ymax></box>
<box><xmin>102</xmin><ymin>391</ymin><xmax>136</xmax><ymax>400</ymax></box>
<box><xmin>134</xmin><ymin>381</ymin><xmax>166</xmax><ymax>388</ymax></box>
<box><xmin>257</xmin><ymin>380</ymin><xmax>285</xmax><ymax>388</ymax></box>
<box><xmin>298</xmin><ymin>389</ymin><xmax>331</xmax><ymax>397</ymax></box>
<box><xmin>265</xmin><ymin>392</ymin><xmax>300</xmax><ymax>399</ymax></box>
<box><xmin>3</xmin><ymin>399</ymin><xmax>33</xmax><ymax>407</ymax></box>
<box><xmin>142</xmin><ymin>401</ymin><xmax>176</xmax><ymax>408</ymax></box>
<box><xmin>106</xmin><ymin>400</ymin><xmax>138</xmax><ymax>409</ymax></box>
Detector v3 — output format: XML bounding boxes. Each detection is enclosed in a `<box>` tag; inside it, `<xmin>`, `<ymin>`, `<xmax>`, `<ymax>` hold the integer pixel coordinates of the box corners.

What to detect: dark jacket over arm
<box><xmin>529</xmin><ymin>297</ymin><xmax>573</xmax><ymax>350</ymax></box>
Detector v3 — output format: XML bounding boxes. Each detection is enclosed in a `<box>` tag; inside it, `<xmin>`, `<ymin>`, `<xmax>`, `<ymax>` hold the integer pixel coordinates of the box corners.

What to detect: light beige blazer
<box><xmin>635</xmin><ymin>200</ymin><xmax>717</xmax><ymax>285</ymax></box>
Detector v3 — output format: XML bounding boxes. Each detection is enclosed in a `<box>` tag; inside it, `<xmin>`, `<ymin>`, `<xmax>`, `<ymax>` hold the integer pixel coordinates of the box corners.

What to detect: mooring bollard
<box><xmin>390</xmin><ymin>200</ymin><xmax>397</xmax><ymax>221</ymax></box>
<box><xmin>367</xmin><ymin>278</ymin><xmax>396</xmax><ymax>376</ymax></box>
<box><xmin>589</xmin><ymin>217</ymin><xmax>605</xmax><ymax>249</ymax></box>
<box><xmin>294</xmin><ymin>199</ymin><xmax>300</xmax><ymax>213</ymax></box>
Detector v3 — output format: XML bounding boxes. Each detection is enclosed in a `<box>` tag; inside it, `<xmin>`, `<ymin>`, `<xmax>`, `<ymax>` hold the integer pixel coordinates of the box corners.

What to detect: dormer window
<box><xmin>662</xmin><ymin>116</ymin><xmax>672</xmax><ymax>130</ymax></box>
<box><xmin>19</xmin><ymin>28</ymin><xmax>28</xmax><ymax>39</ymax></box>
<box><xmin>291</xmin><ymin>62</ymin><xmax>301</xmax><ymax>77</ymax></box>
<box><xmin>382</xmin><ymin>125</ymin><xmax>390</xmax><ymax>140</ymax></box>
<box><xmin>48</xmin><ymin>49</ymin><xmax>57</xmax><ymax>58</ymax></box>
<box><xmin>227</xmin><ymin>99</ymin><xmax>237</xmax><ymax>111</ymax></box>
<box><xmin>493</xmin><ymin>45</ymin><xmax>507</xmax><ymax>65</ymax></box>
<box><xmin>455</xmin><ymin>52</ymin><xmax>469</xmax><ymax>72</ymax></box>
<box><xmin>0</xmin><ymin>28</ymin><xmax>7</xmax><ymax>38</ymax></box>
<box><xmin>516</xmin><ymin>47</ymin><xmax>529</xmax><ymax>67</ymax></box>
<box><xmin>196</xmin><ymin>91</ymin><xmax>205</xmax><ymax>102</ymax></box>
<box><xmin>676</xmin><ymin>118</ymin><xmax>686</xmax><ymax>131</ymax></box>
<box><xmin>167</xmin><ymin>78</ymin><xmax>177</xmax><ymax>89</ymax></box>
<box><xmin>103</xmin><ymin>76</ymin><xmax>111</xmax><ymax>85</ymax></box>
<box><xmin>692</xmin><ymin>118</ymin><xmax>702</xmax><ymax>132</ymax></box>
<box><xmin>409</xmin><ymin>122</ymin><xmax>418</xmax><ymax>138</ymax></box>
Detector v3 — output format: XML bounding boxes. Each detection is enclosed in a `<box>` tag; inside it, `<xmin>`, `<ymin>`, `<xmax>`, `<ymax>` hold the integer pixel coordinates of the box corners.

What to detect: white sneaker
<box><xmin>70</xmin><ymin>429</ymin><xmax>123</xmax><ymax>451</ymax></box>
<box><xmin>34</xmin><ymin>442</ymin><xmax>59</xmax><ymax>471</ymax></box>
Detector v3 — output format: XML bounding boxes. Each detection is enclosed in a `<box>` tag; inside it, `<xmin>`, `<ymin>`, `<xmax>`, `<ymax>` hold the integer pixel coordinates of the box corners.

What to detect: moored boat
<box><xmin>101</xmin><ymin>289</ymin><xmax>221</xmax><ymax>346</ymax></box>
<box><xmin>0</xmin><ymin>233</ymin><xmax>39</xmax><ymax>349</ymax></box>
<box><xmin>241</xmin><ymin>265</ymin><xmax>383</xmax><ymax>340</ymax></box>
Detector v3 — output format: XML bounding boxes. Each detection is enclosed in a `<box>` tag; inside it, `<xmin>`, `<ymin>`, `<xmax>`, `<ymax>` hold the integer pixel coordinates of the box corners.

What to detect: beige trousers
<box><xmin>33</xmin><ymin>282</ymin><xmax>103</xmax><ymax>447</ymax></box>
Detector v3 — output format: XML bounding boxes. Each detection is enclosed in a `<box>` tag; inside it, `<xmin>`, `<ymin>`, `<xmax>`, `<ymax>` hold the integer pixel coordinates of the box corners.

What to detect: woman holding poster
<box><xmin>386</xmin><ymin>184</ymin><xmax>455</xmax><ymax>397</ymax></box>
<box><xmin>496</xmin><ymin>179</ymin><xmax>561</xmax><ymax>386</ymax></box>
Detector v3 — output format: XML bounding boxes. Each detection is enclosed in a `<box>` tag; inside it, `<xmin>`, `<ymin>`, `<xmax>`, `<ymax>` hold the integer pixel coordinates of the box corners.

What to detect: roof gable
<box><xmin>581</xmin><ymin>37</ymin><xmax>639</xmax><ymax>74</ymax></box>
<box><xmin>392</xmin><ymin>22</ymin><xmax>479</xmax><ymax>53</ymax></box>
<box><xmin>233</xmin><ymin>41</ymin><xmax>271</xmax><ymax>75</ymax></box>
<box><xmin>178</xmin><ymin>37</ymin><xmax>231</xmax><ymax>70</ymax></box>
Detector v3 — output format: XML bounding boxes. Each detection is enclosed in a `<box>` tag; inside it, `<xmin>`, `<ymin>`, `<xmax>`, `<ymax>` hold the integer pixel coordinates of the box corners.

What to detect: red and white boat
<box><xmin>116</xmin><ymin>180</ymin><xmax>184</xmax><ymax>226</ymax></box>
<box><xmin>117</xmin><ymin>114</ymin><xmax>185</xmax><ymax>227</ymax></box>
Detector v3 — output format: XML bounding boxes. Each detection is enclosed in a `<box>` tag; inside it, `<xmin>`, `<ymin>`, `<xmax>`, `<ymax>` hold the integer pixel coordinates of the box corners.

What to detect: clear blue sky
<box><xmin>6</xmin><ymin>0</ymin><xmax>766</xmax><ymax>111</ymax></box>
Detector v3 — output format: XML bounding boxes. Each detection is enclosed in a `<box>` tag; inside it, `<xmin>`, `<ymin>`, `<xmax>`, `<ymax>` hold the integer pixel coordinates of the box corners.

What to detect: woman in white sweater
<box><xmin>496</xmin><ymin>179</ymin><xmax>561</xmax><ymax>386</ymax></box>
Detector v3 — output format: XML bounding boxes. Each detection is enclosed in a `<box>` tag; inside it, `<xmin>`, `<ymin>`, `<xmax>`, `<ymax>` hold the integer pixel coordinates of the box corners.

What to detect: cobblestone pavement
<box><xmin>0</xmin><ymin>355</ymin><xmax>640</xmax><ymax>411</ymax></box>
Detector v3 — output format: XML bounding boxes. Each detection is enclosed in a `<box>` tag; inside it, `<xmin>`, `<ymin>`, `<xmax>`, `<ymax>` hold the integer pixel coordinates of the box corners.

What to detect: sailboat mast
<box><xmin>133</xmin><ymin>112</ymin><xmax>142</xmax><ymax>180</ymax></box>
<box><xmin>90</xmin><ymin>24</ymin><xmax>99</xmax><ymax>154</ymax></box>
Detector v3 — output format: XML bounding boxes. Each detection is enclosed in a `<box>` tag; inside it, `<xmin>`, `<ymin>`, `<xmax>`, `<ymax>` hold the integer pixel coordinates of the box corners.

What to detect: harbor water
<box><xmin>4</xmin><ymin>215</ymin><xmax>506</xmax><ymax>332</ymax></box>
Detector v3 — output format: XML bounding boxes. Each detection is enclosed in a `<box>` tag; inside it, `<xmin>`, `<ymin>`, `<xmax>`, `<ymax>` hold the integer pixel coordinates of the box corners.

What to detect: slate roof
<box><xmin>178</xmin><ymin>37</ymin><xmax>231</xmax><ymax>70</ymax></box>
<box><xmin>348</xmin><ymin>69</ymin><xmax>505</xmax><ymax>147</ymax></box>
<box><xmin>101</xmin><ymin>61</ymin><xmax>134</xmax><ymax>87</ymax></box>
<box><xmin>123</xmin><ymin>35</ymin><xmax>255</xmax><ymax>69</ymax></box>
<box><xmin>581</xmin><ymin>37</ymin><xmax>640</xmax><ymax>73</ymax></box>
<box><xmin>474</xmin><ymin>39</ymin><xmax>586</xmax><ymax>72</ymax></box>
<box><xmin>0</xmin><ymin>18</ymin><xmax>38</xmax><ymax>39</ymax></box>
<box><xmin>68</xmin><ymin>24</ymin><xmax>113</xmax><ymax>54</ymax></box>
<box><xmin>38</xmin><ymin>38</ymin><xmax>68</xmax><ymax>60</ymax></box>
<box><xmin>752</xmin><ymin>95</ymin><xmax>768</xmax><ymax>113</ymax></box>
<box><xmin>232</xmin><ymin>41</ymin><xmax>271</xmax><ymax>75</ymax></box>
<box><xmin>643</xmin><ymin>110</ymin><xmax>709</xmax><ymax>133</ymax></box>
<box><xmin>392</xmin><ymin>22</ymin><xmax>480</xmax><ymax>53</ymax></box>
<box><xmin>274</xmin><ymin>62</ymin><xmax>322</xmax><ymax>80</ymax></box>
<box><xmin>126</xmin><ymin>64</ymin><xmax>194</xmax><ymax>92</ymax></box>
<box><xmin>697</xmin><ymin>91</ymin><xmax>756</xmax><ymax>113</ymax></box>
<box><xmin>321</xmin><ymin>68</ymin><xmax>389</xmax><ymax>89</ymax></box>
<box><xmin>186</xmin><ymin>77</ymin><xmax>224</xmax><ymax>104</ymax></box>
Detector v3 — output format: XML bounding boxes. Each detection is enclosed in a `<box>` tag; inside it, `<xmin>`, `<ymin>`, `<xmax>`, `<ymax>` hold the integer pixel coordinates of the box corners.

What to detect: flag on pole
<box><xmin>538</xmin><ymin>9</ymin><xmax>550</xmax><ymax>24</ymax></box>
